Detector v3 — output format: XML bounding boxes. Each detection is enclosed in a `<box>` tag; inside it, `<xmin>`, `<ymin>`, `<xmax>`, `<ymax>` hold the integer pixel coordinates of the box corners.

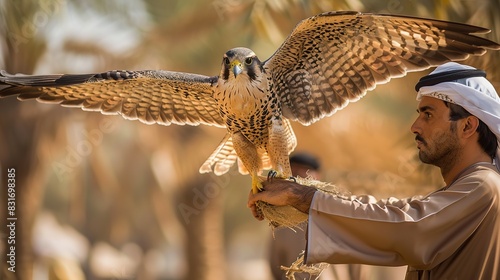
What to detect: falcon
<box><xmin>1</xmin><ymin>11</ymin><xmax>499</xmax><ymax>194</ymax></box>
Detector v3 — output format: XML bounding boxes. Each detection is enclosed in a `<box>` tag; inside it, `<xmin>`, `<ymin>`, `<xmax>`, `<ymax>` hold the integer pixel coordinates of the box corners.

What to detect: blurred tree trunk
<box><xmin>1</xmin><ymin>1</ymin><xmax>51</xmax><ymax>278</ymax></box>
<box><xmin>177</xmin><ymin>175</ymin><xmax>226</xmax><ymax>280</ymax></box>
<box><xmin>0</xmin><ymin>101</ymin><xmax>42</xmax><ymax>280</ymax></box>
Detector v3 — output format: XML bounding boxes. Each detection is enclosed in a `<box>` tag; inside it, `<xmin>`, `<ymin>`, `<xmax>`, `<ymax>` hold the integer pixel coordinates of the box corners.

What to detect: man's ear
<box><xmin>462</xmin><ymin>116</ymin><xmax>480</xmax><ymax>138</ymax></box>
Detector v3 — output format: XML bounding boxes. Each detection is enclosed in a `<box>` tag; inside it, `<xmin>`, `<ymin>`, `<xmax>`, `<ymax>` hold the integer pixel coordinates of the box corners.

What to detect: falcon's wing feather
<box><xmin>0</xmin><ymin>70</ymin><xmax>225</xmax><ymax>127</ymax></box>
<box><xmin>264</xmin><ymin>11</ymin><xmax>500</xmax><ymax>125</ymax></box>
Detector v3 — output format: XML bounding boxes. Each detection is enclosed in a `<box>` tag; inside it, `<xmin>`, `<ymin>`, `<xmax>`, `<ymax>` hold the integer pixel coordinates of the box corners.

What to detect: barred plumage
<box><xmin>1</xmin><ymin>11</ymin><xmax>499</xmax><ymax>193</ymax></box>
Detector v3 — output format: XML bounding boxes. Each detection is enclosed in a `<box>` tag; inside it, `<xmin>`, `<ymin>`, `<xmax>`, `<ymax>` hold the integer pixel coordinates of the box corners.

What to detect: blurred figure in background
<box><xmin>269</xmin><ymin>152</ymin><xmax>366</xmax><ymax>280</ymax></box>
<box><xmin>268</xmin><ymin>152</ymin><xmax>321</xmax><ymax>279</ymax></box>
<box><xmin>268</xmin><ymin>152</ymin><xmax>407</xmax><ymax>280</ymax></box>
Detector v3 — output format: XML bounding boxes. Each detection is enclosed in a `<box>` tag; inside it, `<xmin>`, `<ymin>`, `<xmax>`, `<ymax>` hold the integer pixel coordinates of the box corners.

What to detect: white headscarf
<box><xmin>417</xmin><ymin>62</ymin><xmax>500</xmax><ymax>171</ymax></box>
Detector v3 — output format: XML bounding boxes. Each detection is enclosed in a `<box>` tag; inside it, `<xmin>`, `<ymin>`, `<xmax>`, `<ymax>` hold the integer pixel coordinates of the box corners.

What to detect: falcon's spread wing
<box><xmin>0</xmin><ymin>70</ymin><xmax>225</xmax><ymax>127</ymax></box>
<box><xmin>264</xmin><ymin>11</ymin><xmax>500</xmax><ymax>125</ymax></box>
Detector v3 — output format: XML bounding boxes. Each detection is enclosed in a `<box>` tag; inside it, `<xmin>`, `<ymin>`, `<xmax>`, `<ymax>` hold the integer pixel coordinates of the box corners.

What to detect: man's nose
<box><xmin>410</xmin><ymin>118</ymin><xmax>420</xmax><ymax>135</ymax></box>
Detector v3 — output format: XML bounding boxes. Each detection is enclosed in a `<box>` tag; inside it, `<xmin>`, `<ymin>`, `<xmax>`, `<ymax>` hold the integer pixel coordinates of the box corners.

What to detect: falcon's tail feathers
<box><xmin>199</xmin><ymin>133</ymin><xmax>238</xmax><ymax>176</ymax></box>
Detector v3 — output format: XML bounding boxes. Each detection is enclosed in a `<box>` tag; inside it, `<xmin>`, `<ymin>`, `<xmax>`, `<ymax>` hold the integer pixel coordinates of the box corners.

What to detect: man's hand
<box><xmin>247</xmin><ymin>179</ymin><xmax>317</xmax><ymax>220</ymax></box>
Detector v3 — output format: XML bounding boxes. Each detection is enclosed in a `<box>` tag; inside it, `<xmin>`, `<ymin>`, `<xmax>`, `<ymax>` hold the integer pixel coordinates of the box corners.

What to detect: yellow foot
<box><xmin>252</xmin><ymin>176</ymin><xmax>263</xmax><ymax>194</ymax></box>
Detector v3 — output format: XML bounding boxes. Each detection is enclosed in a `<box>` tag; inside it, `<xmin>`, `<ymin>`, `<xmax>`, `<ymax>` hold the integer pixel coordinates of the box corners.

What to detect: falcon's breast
<box><xmin>215</xmin><ymin>47</ymin><xmax>275</xmax><ymax>147</ymax></box>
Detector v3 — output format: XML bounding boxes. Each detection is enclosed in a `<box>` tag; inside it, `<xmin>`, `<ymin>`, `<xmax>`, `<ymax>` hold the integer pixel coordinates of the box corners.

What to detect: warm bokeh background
<box><xmin>0</xmin><ymin>0</ymin><xmax>498</xmax><ymax>279</ymax></box>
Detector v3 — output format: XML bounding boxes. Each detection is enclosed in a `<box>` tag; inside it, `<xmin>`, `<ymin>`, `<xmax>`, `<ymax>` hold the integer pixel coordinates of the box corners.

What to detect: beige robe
<box><xmin>306</xmin><ymin>163</ymin><xmax>500</xmax><ymax>279</ymax></box>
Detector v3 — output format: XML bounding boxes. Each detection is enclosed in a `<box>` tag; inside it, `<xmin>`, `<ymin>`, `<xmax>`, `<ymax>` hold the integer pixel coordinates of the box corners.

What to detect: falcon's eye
<box><xmin>245</xmin><ymin>57</ymin><xmax>253</xmax><ymax>65</ymax></box>
<box><xmin>224</xmin><ymin>57</ymin><xmax>230</xmax><ymax>65</ymax></box>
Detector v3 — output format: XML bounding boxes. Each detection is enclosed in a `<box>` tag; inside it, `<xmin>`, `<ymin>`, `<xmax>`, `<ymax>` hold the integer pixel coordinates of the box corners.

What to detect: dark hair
<box><xmin>290</xmin><ymin>153</ymin><xmax>321</xmax><ymax>171</ymax></box>
<box><xmin>445</xmin><ymin>101</ymin><xmax>498</xmax><ymax>159</ymax></box>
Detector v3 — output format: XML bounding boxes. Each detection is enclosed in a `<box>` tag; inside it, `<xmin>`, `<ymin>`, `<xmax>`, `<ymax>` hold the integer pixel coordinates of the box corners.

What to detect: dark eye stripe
<box><xmin>223</xmin><ymin>65</ymin><xmax>230</xmax><ymax>80</ymax></box>
<box><xmin>247</xmin><ymin>66</ymin><xmax>257</xmax><ymax>81</ymax></box>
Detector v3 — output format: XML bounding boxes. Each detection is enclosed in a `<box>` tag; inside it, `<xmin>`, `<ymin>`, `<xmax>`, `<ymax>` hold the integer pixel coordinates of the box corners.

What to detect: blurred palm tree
<box><xmin>1</xmin><ymin>1</ymin><xmax>55</xmax><ymax>278</ymax></box>
<box><xmin>1</xmin><ymin>1</ymin><xmax>498</xmax><ymax>279</ymax></box>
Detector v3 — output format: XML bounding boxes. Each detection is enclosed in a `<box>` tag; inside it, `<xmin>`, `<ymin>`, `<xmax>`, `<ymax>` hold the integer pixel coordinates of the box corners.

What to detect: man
<box><xmin>248</xmin><ymin>62</ymin><xmax>500</xmax><ymax>280</ymax></box>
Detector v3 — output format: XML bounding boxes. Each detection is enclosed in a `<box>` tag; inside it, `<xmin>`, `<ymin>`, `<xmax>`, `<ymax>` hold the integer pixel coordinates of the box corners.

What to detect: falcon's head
<box><xmin>220</xmin><ymin>47</ymin><xmax>264</xmax><ymax>83</ymax></box>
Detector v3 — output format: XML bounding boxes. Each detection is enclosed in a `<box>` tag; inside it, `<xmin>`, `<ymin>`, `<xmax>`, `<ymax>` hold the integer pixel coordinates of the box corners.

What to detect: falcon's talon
<box><xmin>288</xmin><ymin>176</ymin><xmax>297</xmax><ymax>183</ymax></box>
<box><xmin>267</xmin><ymin>170</ymin><xmax>278</xmax><ymax>181</ymax></box>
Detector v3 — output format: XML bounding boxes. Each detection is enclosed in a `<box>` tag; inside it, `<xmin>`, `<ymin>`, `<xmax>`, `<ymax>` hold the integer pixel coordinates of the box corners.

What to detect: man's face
<box><xmin>410</xmin><ymin>96</ymin><xmax>462</xmax><ymax>168</ymax></box>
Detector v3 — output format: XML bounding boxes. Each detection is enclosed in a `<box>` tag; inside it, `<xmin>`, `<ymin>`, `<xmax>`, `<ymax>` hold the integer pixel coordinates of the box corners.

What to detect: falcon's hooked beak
<box><xmin>230</xmin><ymin>60</ymin><xmax>243</xmax><ymax>77</ymax></box>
